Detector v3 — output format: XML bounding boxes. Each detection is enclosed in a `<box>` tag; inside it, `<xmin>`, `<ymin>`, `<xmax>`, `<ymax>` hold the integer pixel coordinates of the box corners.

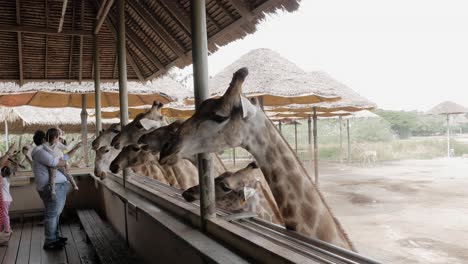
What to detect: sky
<box><xmin>194</xmin><ymin>0</ymin><xmax>468</xmax><ymax>111</ymax></box>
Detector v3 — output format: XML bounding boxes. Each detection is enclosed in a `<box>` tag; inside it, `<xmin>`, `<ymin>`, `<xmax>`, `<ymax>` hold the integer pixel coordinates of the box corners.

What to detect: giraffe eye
<box><xmin>220</xmin><ymin>182</ymin><xmax>231</xmax><ymax>192</ymax></box>
<box><xmin>212</xmin><ymin>114</ymin><xmax>228</xmax><ymax>123</ymax></box>
<box><xmin>132</xmin><ymin>146</ymin><xmax>140</xmax><ymax>151</ymax></box>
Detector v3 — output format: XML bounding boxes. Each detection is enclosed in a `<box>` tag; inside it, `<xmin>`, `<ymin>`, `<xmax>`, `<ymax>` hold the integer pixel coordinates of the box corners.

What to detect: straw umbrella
<box><xmin>185</xmin><ymin>48</ymin><xmax>341</xmax><ymax>106</ymax></box>
<box><xmin>427</xmin><ymin>101</ymin><xmax>468</xmax><ymax>157</ymax></box>
<box><xmin>92</xmin><ymin>102</ymin><xmax>195</xmax><ymax>120</ymax></box>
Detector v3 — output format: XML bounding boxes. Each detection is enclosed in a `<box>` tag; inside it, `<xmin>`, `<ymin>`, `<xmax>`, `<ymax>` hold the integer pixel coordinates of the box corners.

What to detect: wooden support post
<box><xmin>93</xmin><ymin>33</ymin><xmax>102</xmax><ymax>135</ymax></box>
<box><xmin>294</xmin><ymin>121</ymin><xmax>298</xmax><ymax>153</ymax></box>
<box><xmin>278</xmin><ymin>121</ymin><xmax>282</xmax><ymax>134</ymax></box>
<box><xmin>313</xmin><ymin>108</ymin><xmax>318</xmax><ymax>185</ymax></box>
<box><xmin>4</xmin><ymin>121</ymin><xmax>9</xmax><ymax>152</ymax></box>
<box><xmin>339</xmin><ymin>116</ymin><xmax>343</xmax><ymax>163</ymax></box>
<box><xmin>447</xmin><ymin>114</ymin><xmax>450</xmax><ymax>158</ymax></box>
<box><xmin>347</xmin><ymin>119</ymin><xmax>351</xmax><ymax>164</ymax></box>
<box><xmin>81</xmin><ymin>95</ymin><xmax>89</xmax><ymax>166</ymax></box>
<box><xmin>16</xmin><ymin>0</ymin><xmax>23</xmax><ymax>86</ymax></box>
<box><xmin>58</xmin><ymin>0</ymin><xmax>69</xmax><ymax>33</ymax></box>
<box><xmin>307</xmin><ymin>116</ymin><xmax>312</xmax><ymax>166</ymax></box>
<box><xmin>191</xmin><ymin>0</ymin><xmax>215</xmax><ymax>228</ymax></box>
<box><xmin>232</xmin><ymin>148</ymin><xmax>236</xmax><ymax>166</ymax></box>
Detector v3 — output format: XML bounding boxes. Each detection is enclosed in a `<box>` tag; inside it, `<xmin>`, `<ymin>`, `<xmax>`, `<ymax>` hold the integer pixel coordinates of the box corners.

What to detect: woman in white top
<box><xmin>1</xmin><ymin>166</ymin><xmax>12</xmax><ymax>234</ymax></box>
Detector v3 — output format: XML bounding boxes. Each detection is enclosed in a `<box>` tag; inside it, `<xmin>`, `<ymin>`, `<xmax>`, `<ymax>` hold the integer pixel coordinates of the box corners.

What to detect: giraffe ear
<box><xmin>240</xmin><ymin>96</ymin><xmax>257</xmax><ymax>119</ymax></box>
<box><xmin>139</xmin><ymin>118</ymin><xmax>163</xmax><ymax>130</ymax></box>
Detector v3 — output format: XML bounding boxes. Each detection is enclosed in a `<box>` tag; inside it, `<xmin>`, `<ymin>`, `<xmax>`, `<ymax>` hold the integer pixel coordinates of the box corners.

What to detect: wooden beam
<box><xmin>68</xmin><ymin>0</ymin><xmax>76</xmax><ymax>79</ymax></box>
<box><xmin>79</xmin><ymin>0</ymin><xmax>84</xmax><ymax>82</ymax></box>
<box><xmin>129</xmin><ymin>0</ymin><xmax>188</xmax><ymax>61</ymax></box>
<box><xmin>0</xmin><ymin>25</ymin><xmax>93</xmax><ymax>36</ymax></box>
<box><xmin>127</xmin><ymin>49</ymin><xmax>144</xmax><ymax>81</ymax></box>
<box><xmin>95</xmin><ymin>0</ymin><xmax>109</xmax><ymax>20</ymax></box>
<box><xmin>112</xmin><ymin>54</ymin><xmax>117</xmax><ymax>79</ymax></box>
<box><xmin>125</xmin><ymin>28</ymin><xmax>165</xmax><ymax>73</ymax></box>
<box><xmin>45</xmin><ymin>0</ymin><xmax>48</xmax><ymax>79</ymax></box>
<box><xmin>159</xmin><ymin>0</ymin><xmax>190</xmax><ymax>33</ymax></box>
<box><xmin>58</xmin><ymin>0</ymin><xmax>69</xmax><ymax>33</ymax></box>
<box><xmin>16</xmin><ymin>0</ymin><xmax>23</xmax><ymax>85</ymax></box>
<box><xmin>214</xmin><ymin>0</ymin><xmax>237</xmax><ymax>21</ymax></box>
<box><xmin>89</xmin><ymin>0</ymin><xmax>148</xmax><ymax>82</ymax></box>
<box><xmin>228</xmin><ymin>0</ymin><xmax>253</xmax><ymax>19</ymax></box>
<box><xmin>94</xmin><ymin>0</ymin><xmax>114</xmax><ymax>34</ymax></box>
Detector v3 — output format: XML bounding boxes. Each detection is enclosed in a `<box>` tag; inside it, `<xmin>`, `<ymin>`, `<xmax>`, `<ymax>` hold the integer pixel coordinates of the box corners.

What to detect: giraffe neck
<box><xmin>242</xmin><ymin>114</ymin><xmax>354</xmax><ymax>251</ymax></box>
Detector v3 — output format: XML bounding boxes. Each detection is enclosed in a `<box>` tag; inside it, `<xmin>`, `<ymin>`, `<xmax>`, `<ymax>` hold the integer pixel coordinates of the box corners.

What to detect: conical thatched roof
<box><xmin>0</xmin><ymin>106</ymin><xmax>116</xmax><ymax>134</ymax></box>
<box><xmin>426</xmin><ymin>101</ymin><xmax>468</xmax><ymax>115</ymax></box>
<box><xmin>267</xmin><ymin>72</ymin><xmax>376</xmax><ymax>113</ymax></box>
<box><xmin>0</xmin><ymin>76</ymin><xmax>192</xmax><ymax>108</ymax></box>
<box><xmin>185</xmin><ymin>48</ymin><xmax>341</xmax><ymax>106</ymax></box>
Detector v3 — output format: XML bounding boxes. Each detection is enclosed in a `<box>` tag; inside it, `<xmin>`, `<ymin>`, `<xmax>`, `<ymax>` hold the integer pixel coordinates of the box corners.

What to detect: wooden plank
<box><xmin>69</xmin><ymin>221</ymin><xmax>98</xmax><ymax>264</ymax></box>
<box><xmin>29</xmin><ymin>218</ymin><xmax>42</xmax><ymax>264</ymax></box>
<box><xmin>0</xmin><ymin>25</ymin><xmax>93</xmax><ymax>36</ymax></box>
<box><xmin>2</xmin><ymin>221</ymin><xmax>23</xmax><ymax>264</ymax></box>
<box><xmin>44</xmin><ymin>0</ymin><xmax>48</xmax><ymax>79</ymax></box>
<box><xmin>96</xmin><ymin>0</ymin><xmax>109</xmax><ymax>20</ymax></box>
<box><xmin>68</xmin><ymin>0</ymin><xmax>76</xmax><ymax>79</ymax></box>
<box><xmin>60</xmin><ymin>224</ymin><xmax>81</xmax><ymax>264</ymax></box>
<box><xmin>16</xmin><ymin>220</ymin><xmax>32</xmax><ymax>264</ymax></box>
<box><xmin>78</xmin><ymin>0</ymin><xmax>84</xmax><ymax>82</ymax></box>
<box><xmin>77</xmin><ymin>210</ymin><xmax>114</xmax><ymax>264</ymax></box>
<box><xmin>228</xmin><ymin>0</ymin><xmax>253</xmax><ymax>19</ymax></box>
<box><xmin>16</xmin><ymin>0</ymin><xmax>23</xmax><ymax>85</ymax></box>
<box><xmin>87</xmin><ymin>211</ymin><xmax>140</xmax><ymax>263</ymax></box>
<box><xmin>160</xmin><ymin>0</ymin><xmax>190</xmax><ymax>33</ymax></box>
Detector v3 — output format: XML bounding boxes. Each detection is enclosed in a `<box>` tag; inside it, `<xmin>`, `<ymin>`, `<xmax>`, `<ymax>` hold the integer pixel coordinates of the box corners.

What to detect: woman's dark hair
<box><xmin>46</xmin><ymin>128</ymin><xmax>60</xmax><ymax>144</ymax></box>
<box><xmin>1</xmin><ymin>166</ymin><xmax>11</xmax><ymax>178</ymax></box>
<box><xmin>33</xmin><ymin>130</ymin><xmax>46</xmax><ymax>146</ymax></box>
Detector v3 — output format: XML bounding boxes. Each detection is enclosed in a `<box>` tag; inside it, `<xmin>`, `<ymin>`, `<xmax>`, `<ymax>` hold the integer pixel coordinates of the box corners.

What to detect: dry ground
<box><xmin>225</xmin><ymin>158</ymin><xmax>468</xmax><ymax>264</ymax></box>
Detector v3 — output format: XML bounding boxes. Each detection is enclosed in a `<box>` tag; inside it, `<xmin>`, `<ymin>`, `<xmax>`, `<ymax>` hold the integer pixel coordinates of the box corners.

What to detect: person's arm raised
<box><xmin>0</xmin><ymin>142</ymin><xmax>17</xmax><ymax>167</ymax></box>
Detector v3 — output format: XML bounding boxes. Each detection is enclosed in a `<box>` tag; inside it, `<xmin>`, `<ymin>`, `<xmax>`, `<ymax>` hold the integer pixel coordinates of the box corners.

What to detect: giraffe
<box><xmin>159</xmin><ymin>68</ymin><xmax>355</xmax><ymax>251</ymax></box>
<box><xmin>110</xmin><ymin>144</ymin><xmax>198</xmax><ymax>190</ymax></box>
<box><xmin>111</xmin><ymin>101</ymin><xmax>168</xmax><ymax>150</ymax></box>
<box><xmin>183</xmin><ymin>162</ymin><xmax>283</xmax><ymax>224</ymax></box>
<box><xmin>92</xmin><ymin>123</ymin><xmax>122</xmax><ymax>179</ymax></box>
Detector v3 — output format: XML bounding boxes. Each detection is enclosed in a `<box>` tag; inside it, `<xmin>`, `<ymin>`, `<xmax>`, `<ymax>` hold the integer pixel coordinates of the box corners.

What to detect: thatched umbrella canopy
<box><xmin>427</xmin><ymin>101</ymin><xmax>468</xmax><ymax>157</ymax></box>
<box><xmin>0</xmin><ymin>106</ymin><xmax>116</xmax><ymax>134</ymax></box>
<box><xmin>184</xmin><ymin>49</ymin><xmax>341</xmax><ymax>106</ymax></box>
<box><xmin>267</xmin><ymin>72</ymin><xmax>376</xmax><ymax>113</ymax></box>
<box><xmin>0</xmin><ymin>0</ymin><xmax>300</xmax><ymax>83</ymax></box>
<box><xmin>0</xmin><ymin>75</ymin><xmax>191</xmax><ymax>108</ymax></box>
<box><xmin>91</xmin><ymin>102</ymin><xmax>195</xmax><ymax>119</ymax></box>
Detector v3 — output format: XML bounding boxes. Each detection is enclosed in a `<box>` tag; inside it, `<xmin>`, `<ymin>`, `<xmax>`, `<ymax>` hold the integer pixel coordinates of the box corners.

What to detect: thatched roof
<box><xmin>0</xmin><ymin>106</ymin><xmax>116</xmax><ymax>134</ymax></box>
<box><xmin>90</xmin><ymin>102</ymin><xmax>195</xmax><ymax>119</ymax></box>
<box><xmin>185</xmin><ymin>48</ymin><xmax>340</xmax><ymax>106</ymax></box>
<box><xmin>266</xmin><ymin>72</ymin><xmax>376</xmax><ymax>113</ymax></box>
<box><xmin>426</xmin><ymin>101</ymin><xmax>468</xmax><ymax>115</ymax></box>
<box><xmin>0</xmin><ymin>0</ymin><xmax>300</xmax><ymax>84</ymax></box>
<box><xmin>0</xmin><ymin>75</ymin><xmax>196</xmax><ymax>107</ymax></box>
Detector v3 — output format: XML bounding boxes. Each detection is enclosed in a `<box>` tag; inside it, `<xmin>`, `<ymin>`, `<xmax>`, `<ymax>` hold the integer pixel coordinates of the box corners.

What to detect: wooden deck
<box><xmin>0</xmin><ymin>217</ymin><xmax>98</xmax><ymax>264</ymax></box>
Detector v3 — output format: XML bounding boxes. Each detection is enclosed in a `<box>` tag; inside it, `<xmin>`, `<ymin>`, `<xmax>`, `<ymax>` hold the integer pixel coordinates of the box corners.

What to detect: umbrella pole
<box><xmin>81</xmin><ymin>95</ymin><xmax>89</xmax><ymax>166</ymax></box>
<box><xmin>313</xmin><ymin>108</ymin><xmax>318</xmax><ymax>185</ymax></box>
<box><xmin>4</xmin><ymin>121</ymin><xmax>9</xmax><ymax>152</ymax></box>
<box><xmin>93</xmin><ymin>32</ymin><xmax>102</xmax><ymax>135</ymax></box>
<box><xmin>191</xmin><ymin>0</ymin><xmax>215</xmax><ymax>228</ymax></box>
<box><xmin>339</xmin><ymin>116</ymin><xmax>343</xmax><ymax>163</ymax></box>
<box><xmin>447</xmin><ymin>114</ymin><xmax>450</xmax><ymax>158</ymax></box>
<box><xmin>279</xmin><ymin>121</ymin><xmax>282</xmax><ymax>134</ymax></box>
<box><xmin>232</xmin><ymin>148</ymin><xmax>236</xmax><ymax>166</ymax></box>
<box><xmin>347</xmin><ymin>119</ymin><xmax>351</xmax><ymax>164</ymax></box>
<box><xmin>294</xmin><ymin>121</ymin><xmax>298</xmax><ymax>153</ymax></box>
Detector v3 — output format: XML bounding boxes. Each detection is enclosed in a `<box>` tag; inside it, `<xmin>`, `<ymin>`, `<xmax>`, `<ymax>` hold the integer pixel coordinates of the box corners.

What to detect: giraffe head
<box><xmin>92</xmin><ymin>123</ymin><xmax>121</xmax><ymax>150</ymax></box>
<box><xmin>93</xmin><ymin>124</ymin><xmax>121</xmax><ymax>179</ymax></box>
<box><xmin>182</xmin><ymin>162</ymin><xmax>261</xmax><ymax>212</ymax></box>
<box><xmin>160</xmin><ymin>68</ymin><xmax>261</xmax><ymax>165</ymax></box>
<box><xmin>109</xmin><ymin>144</ymin><xmax>151</xmax><ymax>174</ymax></box>
<box><xmin>111</xmin><ymin>101</ymin><xmax>167</xmax><ymax>149</ymax></box>
<box><xmin>137</xmin><ymin>120</ymin><xmax>184</xmax><ymax>154</ymax></box>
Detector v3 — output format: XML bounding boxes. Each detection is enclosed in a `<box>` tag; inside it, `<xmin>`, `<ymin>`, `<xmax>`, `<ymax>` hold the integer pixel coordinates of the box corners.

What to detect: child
<box><xmin>43</xmin><ymin>129</ymin><xmax>79</xmax><ymax>200</ymax></box>
<box><xmin>1</xmin><ymin>166</ymin><xmax>12</xmax><ymax>234</ymax></box>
